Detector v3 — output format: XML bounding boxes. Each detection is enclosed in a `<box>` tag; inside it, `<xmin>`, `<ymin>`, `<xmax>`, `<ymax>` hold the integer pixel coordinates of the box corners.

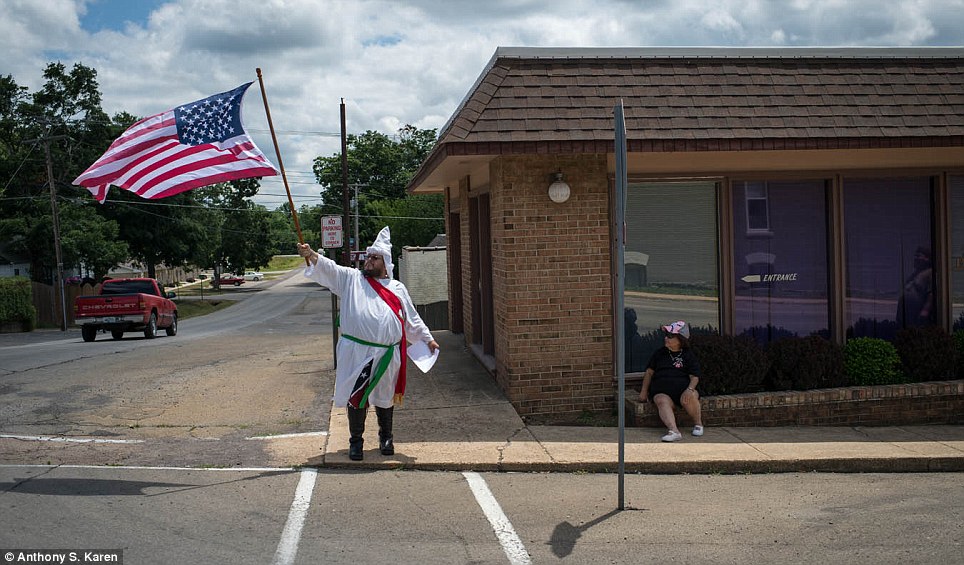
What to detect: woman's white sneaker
<box><xmin>692</xmin><ymin>425</ymin><xmax>704</xmax><ymax>437</ymax></box>
<box><xmin>661</xmin><ymin>430</ymin><xmax>683</xmax><ymax>442</ymax></box>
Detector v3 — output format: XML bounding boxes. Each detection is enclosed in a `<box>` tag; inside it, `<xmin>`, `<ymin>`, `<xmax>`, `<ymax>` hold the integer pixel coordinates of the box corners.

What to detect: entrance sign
<box><xmin>321</xmin><ymin>215</ymin><xmax>343</xmax><ymax>248</ymax></box>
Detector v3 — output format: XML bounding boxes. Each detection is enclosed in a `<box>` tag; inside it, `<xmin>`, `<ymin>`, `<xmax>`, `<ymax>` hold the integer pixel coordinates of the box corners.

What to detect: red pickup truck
<box><xmin>74</xmin><ymin>278</ymin><xmax>178</xmax><ymax>342</ymax></box>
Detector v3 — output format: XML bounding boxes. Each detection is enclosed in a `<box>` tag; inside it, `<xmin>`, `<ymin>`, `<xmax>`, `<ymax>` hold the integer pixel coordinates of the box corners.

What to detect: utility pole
<box><xmin>340</xmin><ymin>99</ymin><xmax>351</xmax><ymax>267</ymax></box>
<box><xmin>349</xmin><ymin>183</ymin><xmax>369</xmax><ymax>267</ymax></box>
<box><xmin>25</xmin><ymin>133</ymin><xmax>68</xmax><ymax>331</ymax></box>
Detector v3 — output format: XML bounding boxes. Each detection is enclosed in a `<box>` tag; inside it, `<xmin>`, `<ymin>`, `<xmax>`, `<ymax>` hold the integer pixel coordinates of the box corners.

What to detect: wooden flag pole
<box><xmin>255</xmin><ymin>68</ymin><xmax>309</xmax><ymax>265</ymax></box>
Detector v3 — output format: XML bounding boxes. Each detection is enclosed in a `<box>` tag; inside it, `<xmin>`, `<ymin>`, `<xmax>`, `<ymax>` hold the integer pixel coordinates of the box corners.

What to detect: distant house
<box><xmin>0</xmin><ymin>247</ymin><xmax>30</xmax><ymax>279</ymax></box>
<box><xmin>408</xmin><ymin>47</ymin><xmax>964</xmax><ymax>419</ymax></box>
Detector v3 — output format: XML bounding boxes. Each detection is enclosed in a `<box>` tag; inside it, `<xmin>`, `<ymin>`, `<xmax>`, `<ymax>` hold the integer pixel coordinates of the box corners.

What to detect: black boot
<box><xmin>376</xmin><ymin>406</ymin><xmax>394</xmax><ymax>456</ymax></box>
<box><xmin>347</xmin><ymin>405</ymin><xmax>367</xmax><ymax>461</ymax></box>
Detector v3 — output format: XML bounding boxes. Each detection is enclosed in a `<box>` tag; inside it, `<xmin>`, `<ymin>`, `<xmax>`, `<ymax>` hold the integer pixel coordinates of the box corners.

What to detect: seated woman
<box><xmin>638</xmin><ymin>320</ymin><xmax>704</xmax><ymax>442</ymax></box>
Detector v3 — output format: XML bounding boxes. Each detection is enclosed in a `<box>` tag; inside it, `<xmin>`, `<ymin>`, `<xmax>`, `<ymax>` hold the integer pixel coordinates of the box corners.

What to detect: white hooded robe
<box><xmin>303</xmin><ymin>252</ymin><xmax>434</xmax><ymax>408</ymax></box>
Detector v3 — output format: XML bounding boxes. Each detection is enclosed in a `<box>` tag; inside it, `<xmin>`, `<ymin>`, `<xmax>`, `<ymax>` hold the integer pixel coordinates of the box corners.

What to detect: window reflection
<box><xmin>624</xmin><ymin>182</ymin><xmax>719</xmax><ymax>371</ymax></box>
<box><xmin>844</xmin><ymin>177</ymin><xmax>934</xmax><ymax>339</ymax></box>
<box><xmin>949</xmin><ymin>176</ymin><xmax>964</xmax><ymax>330</ymax></box>
<box><xmin>733</xmin><ymin>180</ymin><xmax>830</xmax><ymax>345</ymax></box>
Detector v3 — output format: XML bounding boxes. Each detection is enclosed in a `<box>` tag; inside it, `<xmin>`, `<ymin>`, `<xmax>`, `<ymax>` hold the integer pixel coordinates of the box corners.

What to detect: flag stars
<box><xmin>175</xmin><ymin>87</ymin><xmax>247</xmax><ymax>145</ymax></box>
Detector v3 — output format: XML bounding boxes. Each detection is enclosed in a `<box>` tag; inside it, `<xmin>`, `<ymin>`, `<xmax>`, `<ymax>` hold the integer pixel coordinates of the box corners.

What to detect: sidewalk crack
<box><xmin>498</xmin><ymin>427</ymin><xmax>537</xmax><ymax>470</ymax></box>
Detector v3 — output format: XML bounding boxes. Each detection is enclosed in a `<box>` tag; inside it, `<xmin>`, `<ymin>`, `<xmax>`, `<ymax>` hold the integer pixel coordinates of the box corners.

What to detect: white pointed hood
<box><xmin>366</xmin><ymin>226</ymin><xmax>394</xmax><ymax>279</ymax></box>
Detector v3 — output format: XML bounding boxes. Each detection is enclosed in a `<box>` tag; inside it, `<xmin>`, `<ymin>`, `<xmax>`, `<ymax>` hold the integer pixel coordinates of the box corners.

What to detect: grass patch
<box><xmin>267</xmin><ymin>255</ymin><xmax>306</xmax><ymax>271</ymax></box>
<box><xmin>175</xmin><ymin>299</ymin><xmax>236</xmax><ymax>320</ymax></box>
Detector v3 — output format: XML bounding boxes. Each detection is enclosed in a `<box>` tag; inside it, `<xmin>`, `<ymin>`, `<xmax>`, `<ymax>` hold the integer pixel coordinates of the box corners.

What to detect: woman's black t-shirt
<box><xmin>646</xmin><ymin>347</ymin><xmax>702</xmax><ymax>382</ymax></box>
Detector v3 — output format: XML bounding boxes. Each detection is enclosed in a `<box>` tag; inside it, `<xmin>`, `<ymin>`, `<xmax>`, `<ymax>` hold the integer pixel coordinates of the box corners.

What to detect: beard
<box><xmin>362</xmin><ymin>267</ymin><xmax>382</xmax><ymax>278</ymax></box>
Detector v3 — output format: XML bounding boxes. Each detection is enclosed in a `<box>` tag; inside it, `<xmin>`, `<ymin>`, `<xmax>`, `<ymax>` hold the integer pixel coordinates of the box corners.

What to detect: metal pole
<box><xmin>354</xmin><ymin>183</ymin><xmax>360</xmax><ymax>256</ymax></box>
<box><xmin>614</xmin><ymin>100</ymin><xmax>628</xmax><ymax>511</ymax></box>
<box><xmin>340</xmin><ymin>99</ymin><xmax>351</xmax><ymax>267</ymax></box>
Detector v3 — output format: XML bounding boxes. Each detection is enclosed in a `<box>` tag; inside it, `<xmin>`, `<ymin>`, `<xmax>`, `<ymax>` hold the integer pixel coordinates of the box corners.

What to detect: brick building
<box><xmin>407</xmin><ymin>47</ymin><xmax>964</xmax><ymax>419</ymax></box>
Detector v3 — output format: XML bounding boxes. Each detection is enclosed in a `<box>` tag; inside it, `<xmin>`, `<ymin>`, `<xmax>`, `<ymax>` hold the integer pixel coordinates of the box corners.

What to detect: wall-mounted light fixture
<box><xmin>548</xmin><ymin>172</ymin><xmax>571</xmax><ymax>203</ymax></box>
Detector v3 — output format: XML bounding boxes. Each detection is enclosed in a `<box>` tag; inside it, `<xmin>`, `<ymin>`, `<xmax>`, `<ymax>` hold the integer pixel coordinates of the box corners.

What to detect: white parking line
<box><xmin>272</xmin><ymin>468</ymin><xmax>318</xmax><ymax>565</ymax></box>
<box><xmin>463</xmin><ymin>471</ymin><xmax>531</xmax><ymax>565</ymax></box>
<box><xmin>0</xmin><ymin>434</ymin><xmax>144</xmax><ymax>444</ymax></box>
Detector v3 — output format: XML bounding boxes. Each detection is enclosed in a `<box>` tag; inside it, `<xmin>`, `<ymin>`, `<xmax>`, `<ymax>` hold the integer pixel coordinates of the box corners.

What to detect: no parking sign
<box><xmin>321</xmin><ymin>216</ymin><xmax>343</xmax><ymax>248</ymax></box>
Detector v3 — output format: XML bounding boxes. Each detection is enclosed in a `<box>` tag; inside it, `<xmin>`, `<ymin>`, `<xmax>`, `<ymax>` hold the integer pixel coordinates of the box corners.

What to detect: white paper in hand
<box><xmin>407</xmin><ymin>340</ymin><xmax>439</xmax><ymax>373</ymax></box>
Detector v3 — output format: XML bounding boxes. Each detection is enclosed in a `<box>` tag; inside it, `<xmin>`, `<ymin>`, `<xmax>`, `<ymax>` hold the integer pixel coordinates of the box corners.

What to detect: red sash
<box><xmin>365</xmin><ymin>276</ymin><xmax>407</xmax><ymax>404</ymax></box>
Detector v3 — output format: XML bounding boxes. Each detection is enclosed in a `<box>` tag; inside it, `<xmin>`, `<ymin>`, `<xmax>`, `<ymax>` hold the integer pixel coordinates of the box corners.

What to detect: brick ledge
<box><xmin>628</xmin><ymin>380</ymin><xmax>964</xmax><ymax>427</ymax></box>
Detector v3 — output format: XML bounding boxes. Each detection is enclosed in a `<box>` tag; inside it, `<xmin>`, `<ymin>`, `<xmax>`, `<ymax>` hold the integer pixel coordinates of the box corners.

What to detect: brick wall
<box><xmin>487</xmin><ymin>154</ymin><xmax>615</xmax><ymax>417</ymax></box>
<box><xmin>628</xmin><ymin>380</ymin><xmax>964</xmax><ymax>427</ymax></box>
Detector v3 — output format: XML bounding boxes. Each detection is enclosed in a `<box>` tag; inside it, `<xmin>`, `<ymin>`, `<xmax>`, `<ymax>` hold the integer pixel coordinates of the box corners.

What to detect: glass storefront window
<box><xmin>624</xmin><ymin>182</ymin><xmax>719</xmax><ymax>372</ymax></box>
<box><xmin>733</xmin><ymin>180</ymin><xmax>830</xmax><ymax>345</ymax></box>
<box><xmin>950</xmin><ymin>176</ymin><xmax>964</xmax><ymax>330</ymax></box>
<box><xmin>844</xmin><ymin>177</ymin><xmax>934</xmax><ymax>340</ymax></box>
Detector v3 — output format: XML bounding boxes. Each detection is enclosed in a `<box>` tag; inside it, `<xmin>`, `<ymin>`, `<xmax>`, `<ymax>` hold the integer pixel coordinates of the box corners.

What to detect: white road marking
<box><xmin>0</xmin><ymin>434</ymin><xmax>144</xmax><ymax>444</ymax></box>
<box><xmin>463</xmin><ymin>471</ymin><xmax>532</xmax><ymax>565</ymax></box>
<box><xmin>0</xmin><ymin>464</ymin><xmax>294</xmax><ymax>472</ymax></box>
<box><xmin>245</xmin><ymin>431</ymin><xmax>328</xmax><ymax>440</ymax></box>
<box><xmin>272</xmin><ymin>468</ymin><xmax>318</xmax><ymax>565</ymax></box>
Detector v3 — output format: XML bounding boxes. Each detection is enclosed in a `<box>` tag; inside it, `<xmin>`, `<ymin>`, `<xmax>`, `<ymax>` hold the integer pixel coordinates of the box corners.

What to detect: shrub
<box><xmin>0</xmin><ymin>276</ymin><xmax>36</xmax><ymax>332</ymax></box>
<box><xmin>843</xmin><ymin>337</ymin><xmax>903</xmax><ymax>386</ymax></box>
<box><xmin>739</xmin><ymin>325</ymin><xmax>797</xmax><ymax>347</ymax></box>
<box><xmin>690</xmin><ymin>334</ymin><xmax>768</xmax><ymax>395</ymax></box>
<box><xmin>954</xmin><ymin>330</ymin><xmax>964</xmax><ymax>378</ymax></box>
<box><xmin>847</xmin><ymin>317</ymin><xmax>898</xmax><ymax>342</ymax></box>
<box><xmin>894</xmin><ymin>326</ymin><xmax>956</xmax><ymax>382</ymax></box>
<box><xmin>766</xmin><ymin>336</ymin><xmax>847</xmax><ymax>391</ymax></box>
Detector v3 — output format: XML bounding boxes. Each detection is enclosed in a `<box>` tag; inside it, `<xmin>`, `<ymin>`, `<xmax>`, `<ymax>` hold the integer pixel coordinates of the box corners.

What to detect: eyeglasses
<box><xmin>365</xmin><ymin>255</ymin><xmax>384</xmax><ymax>262</ymax></box>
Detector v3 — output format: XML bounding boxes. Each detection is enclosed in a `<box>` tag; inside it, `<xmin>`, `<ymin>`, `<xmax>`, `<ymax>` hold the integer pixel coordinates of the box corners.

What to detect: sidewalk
<box><xmin>322</xmin><ymin>331</ymin><xmax>964</xmax><ymax>473</ymax></box>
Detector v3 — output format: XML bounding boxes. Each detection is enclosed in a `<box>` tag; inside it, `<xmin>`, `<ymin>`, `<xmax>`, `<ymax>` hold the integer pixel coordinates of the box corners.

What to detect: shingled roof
<box><xmin>410</xmin><ymin>47</ymin><xmax>964</xmax><ymax>190</ymax></box>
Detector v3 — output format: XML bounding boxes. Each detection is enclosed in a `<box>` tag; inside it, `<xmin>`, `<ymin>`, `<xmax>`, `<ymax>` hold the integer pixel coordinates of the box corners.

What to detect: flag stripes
<box><xmin>73</xmin><ymin>82</ymin><xmax>277</xmax><ymax>202</ymax></box>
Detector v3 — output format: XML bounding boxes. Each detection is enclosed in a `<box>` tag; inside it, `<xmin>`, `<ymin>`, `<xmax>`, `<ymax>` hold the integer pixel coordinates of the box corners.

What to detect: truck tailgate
<box><xmin>75</xmin><ymin>295</ymin><xmax>144</xmax><ymax>317</ymax></box>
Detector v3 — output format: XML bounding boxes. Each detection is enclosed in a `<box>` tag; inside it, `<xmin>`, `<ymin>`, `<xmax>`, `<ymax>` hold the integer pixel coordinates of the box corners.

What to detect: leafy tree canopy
<box><xmin>311</xmin><ymin>125</ymin><xmax>442</xmax><ymax>259</ymax></box>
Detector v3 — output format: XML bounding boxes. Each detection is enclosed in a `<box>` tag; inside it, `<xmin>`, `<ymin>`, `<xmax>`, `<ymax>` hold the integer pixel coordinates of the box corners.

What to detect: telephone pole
<box><xmin>25</xmin><ymin>133</ymin><xmax>68</xmax><ymax>331</ymax></box>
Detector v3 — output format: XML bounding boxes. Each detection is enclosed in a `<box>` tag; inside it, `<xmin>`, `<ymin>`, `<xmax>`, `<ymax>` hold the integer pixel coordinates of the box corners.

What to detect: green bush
<box><xmin>894</xmin><ymin>326</ymin><xmax>956</xmax><ymax>382</ymax></box>
<box><xmin>954</xmin><ymin>330</ymin><xmax>964</xmax><ymax>378</ymax></box>
<box><xmin>0</xmin><ymin>276</ymin><xmax>36</xmax><ymax>332</ymax></box>
<box><xmin>766</xmin><ymin>336</ymin><xmax>847</xmax><ymax>391</ymax></box>
<box><xmin>690</xmin><ymin>334</ymin><xmax>768</xmax><ymax>395</ymax></box>
<box><xmin>843</xmin><ymin>337</ymin><xmax>903</xmax><ymax>386</ymax></box>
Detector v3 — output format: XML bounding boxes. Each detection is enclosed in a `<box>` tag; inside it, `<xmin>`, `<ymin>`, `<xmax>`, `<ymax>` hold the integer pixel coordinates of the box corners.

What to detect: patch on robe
<box><xmin>348</xmin><ymin>358</ymin><xmax>375</xmax><ymax>409</ymax></box>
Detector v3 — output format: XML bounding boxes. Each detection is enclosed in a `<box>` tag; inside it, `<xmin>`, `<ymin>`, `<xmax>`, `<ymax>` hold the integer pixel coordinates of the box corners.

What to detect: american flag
<box><xmin>73</xmin><ymin>82</ymin><xmax>278</xmax><ymax>203</ymax></box>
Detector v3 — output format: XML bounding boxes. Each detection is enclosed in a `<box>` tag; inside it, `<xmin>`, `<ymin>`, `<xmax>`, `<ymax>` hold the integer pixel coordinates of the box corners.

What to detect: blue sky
<box><xmin>78</xmin><ymin>0</ymin><xmax>165</xmax><ymax>32</ymax></box>
<box><xmin>3</xmin><ymin>0</ymin><xmax>964</xmax><ymax>208</ymax></box>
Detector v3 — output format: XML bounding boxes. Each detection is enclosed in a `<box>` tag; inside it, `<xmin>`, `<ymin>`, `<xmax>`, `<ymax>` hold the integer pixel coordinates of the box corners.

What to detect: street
<box><xmin>0</xmin><ymin>272</ymin><xmax>961</xmax><ymax>564</ymax></box>
<box><xmin>1</xmin><ymin>467</ymin><xmax>961</xmax><ymax>564</ymax></box>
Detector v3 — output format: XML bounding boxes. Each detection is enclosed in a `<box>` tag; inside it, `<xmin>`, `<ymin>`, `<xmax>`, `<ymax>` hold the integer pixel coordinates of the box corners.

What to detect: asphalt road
<box><xmin>1</xmin><ymin>270</ymin><xmax>962</xmax><ymax>564</ymax></box>
<box><xmin>0</xmin><ymin>271</ymin><xmax>335</xmax><ymax>468</ymax></box>
<box><xmin>1</xmin><ymin>467</ymin><xmax>961</xmax><ymax>565</ymax></box>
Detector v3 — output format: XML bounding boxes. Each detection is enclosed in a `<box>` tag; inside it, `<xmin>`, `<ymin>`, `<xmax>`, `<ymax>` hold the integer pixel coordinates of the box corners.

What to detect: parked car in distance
<box><xmin>244</xmin><ymin>271</ymin><xmax>264</xmax><ymax>281</ymax></box>
<box><xmin>219</xmin><ymin>274</ymin><xmax>245</xmax><ymax>286</ymax></box>
<box><xmin>64</xmin><ymin>275</ymin><xmax>83</xmax><ymax>285</ymax></box>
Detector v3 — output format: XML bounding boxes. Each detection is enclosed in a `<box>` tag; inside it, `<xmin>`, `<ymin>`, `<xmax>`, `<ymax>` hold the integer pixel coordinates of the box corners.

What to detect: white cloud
<box><xmin>3</xmin><ymin>0</ymin><xmax>963</xmax><ymax>208</ymax></box>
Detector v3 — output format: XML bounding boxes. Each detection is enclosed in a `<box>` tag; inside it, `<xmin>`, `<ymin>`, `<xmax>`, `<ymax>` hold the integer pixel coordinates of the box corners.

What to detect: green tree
<box><xmin>0</xmin><ymin>64</ymin><xmax>130</xmax><ymax>283</ymax></box>
<box><xmin>98</xmin><ymin>189</ymin><xmax>209</xmax><ymax>279</ymax></box>
<box><xmin>193</xmin><ymin>178</ymin><xmax>276</xmax><ymax>278</ymax></box>
<box><xmin>311</xmin><ymin>124</ymin><xmax>441</xmax><ymax>256</ymax></box>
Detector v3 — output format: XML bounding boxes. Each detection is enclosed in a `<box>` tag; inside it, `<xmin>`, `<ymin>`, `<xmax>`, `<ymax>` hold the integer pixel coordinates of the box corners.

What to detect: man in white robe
<box><xmin>297</xmin><ymin>227</ymin><xmax>439</xmax><ymax>460</ymax></box>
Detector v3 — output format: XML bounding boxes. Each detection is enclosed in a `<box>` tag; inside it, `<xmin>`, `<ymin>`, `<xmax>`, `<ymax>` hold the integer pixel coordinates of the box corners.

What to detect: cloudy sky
<box><xmin>4</xmin><ymin>0</ymin><xmax>963</xmax><ymax>208</ymax></box>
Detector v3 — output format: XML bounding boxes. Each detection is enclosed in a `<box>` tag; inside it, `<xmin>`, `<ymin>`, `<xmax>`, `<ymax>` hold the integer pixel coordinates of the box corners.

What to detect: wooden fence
<box><xmin>30</xmin><ymin>267</ymin><xmax>191</xmax><ymax>328</ymax></box>
<box><xmin>32</xmin><ymin>282</ymin><xmax>101</xmax><ymax>327</ymax></box>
